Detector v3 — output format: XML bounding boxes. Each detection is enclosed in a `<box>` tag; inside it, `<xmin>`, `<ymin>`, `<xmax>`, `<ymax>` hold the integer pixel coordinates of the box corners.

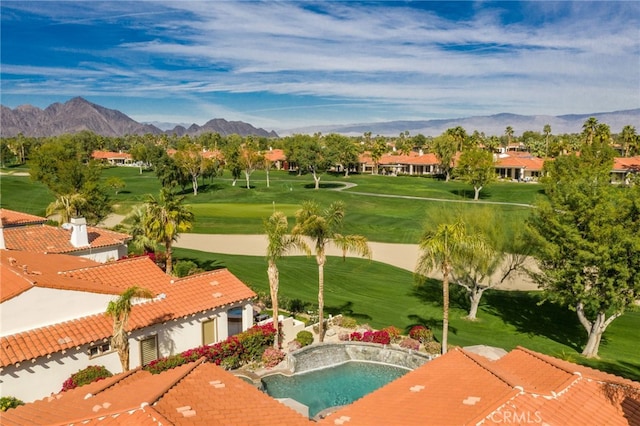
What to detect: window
<box><xmin>88</xmin><ymin>342</ymin><xmax>111</xmax><ymax>358</ymax></box>
<box><xmin>202</xmin><ymin>318</ymin><xmax>217</xmax><ymax>345</ymax></box>
<box><xmin>228</xmin><ymin>307</ymin><xmax>243</xmax><ymax>336</ymax></box>
<box><xmin>140</xmin><ymin>335</ymin><xmax>158</xmax><ymax>366</ymax></box>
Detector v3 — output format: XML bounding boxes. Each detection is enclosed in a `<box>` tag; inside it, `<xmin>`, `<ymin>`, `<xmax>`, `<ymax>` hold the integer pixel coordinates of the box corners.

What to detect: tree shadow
<box><xmin>410</xmin><ymin>278</ymin><xmax>468</xmax><ymax>311</ymax></box>
<box><xmin>449</xmin><ymin>188</ymin><xmax>491</xmax><ymax>200</ymax></box>
<box><xmin>179</xmin><ymin>256</ymin><xmax>227</xmax><ymax>271</ymax></box>
<box><xmin>325</xmin><ymin>301</ymin><xmax>372</xmax><ymax>322</ymax></box>
<box><xmin>303</xmin><ymin>182</ymin><xmax>343</xmax><ymax>189</ymax></box>
<box><xmin>482</xmin><ymin>291</ymin><xmax>584</xmax><ymax>351</ymax></box>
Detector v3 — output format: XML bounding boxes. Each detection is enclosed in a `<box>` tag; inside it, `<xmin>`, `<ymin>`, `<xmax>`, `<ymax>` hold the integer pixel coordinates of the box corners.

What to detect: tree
<box><xmin>504</xmin><ymin>126</ymin><xmax>514</xmax><ymax>146</ymax></box>
<box><xmin>173</xmin><ymin>144</ymin><xmax>211</xmax><ymax>195</ymax></box>
<box><xmin>105</xmin><ymin>177</ymin><xmax>126</xmax><ymax>195</ymax></box>
<box><xmin>144</xmin><ymin>188</ymin><xmax>194</xmax><ymax>275</ymax></box>
<box><xmin>368</xmin><ymin>135</ymin><xmax>388</xmax><ymax>175</ymax></box>
<box><xmin>446</xmin><ymin>126</ymin><xmax>468</xmax><ymax>152</ymax></box>
<box><xmin>454</xmin><ymin>148</ymin><xmax>496</xmax><ymax>200</ymax></box>
<box><xmin>123</xmin><ymin>205</ymin><xmax>156</xmax><ymax>253</ymax></box>
<box><xmin>430</xmin><ymin>133</ymin><xmax>457</xmax><ymax>181</ymax></box>
<box><xmin>325</xmin><ymin>133</ymin><xmax>359</xmax><ymax>177</ymax></box>
<box><xmin>239</xmin><ymin>140</ymin><xmax>263</xmax><ymax>189</ymax></box>
<box><xmin>106</xmin><ymin>286</ymin><xmax>154</xmax><ymax>372</ymax></box>
<box><xmin>543</xmin><ymin>124</ymin><xmax>552</xmax><ymax>157</ymax></box>
<box><xmin>264</xmin><ymin>211</ymin><xmax>310</xmax><ymax>348</ymax></box>
<box><xmin>582</xmin><ymin>117</ymin><xmax>598</xmax><ymax>144</ymax></box>
<box><xmin>45</xmin><ymin>193</ymin><xmax>87</xmax><ymax>224</ymax></box>
<box><xmin>527</xmin><ymin>140</ymin><xmax>640</xmax><ymax>358</ymax></box>
<box><xmin>293</xmin><ymin>201</ymin><xmax>371</xmax><ymax>342</ymax></box>
<box><xmin>222</xmin><ymin>135</ymin><xmax>243</xmax><ymax>186</ymax></box>
<box><xmin>620</xmin><ymin>125</ymin><xmax>637</xmax><ymax>157</ymax></box>
<box><xmin>415</xmin><ymin>220</ymin><xmax>488</xmax><ymax>354</ymax></box>
<box><xmin>287</xmin><ymin>134</ymin><xmax>331</xmax><ymax>189</ymax></box>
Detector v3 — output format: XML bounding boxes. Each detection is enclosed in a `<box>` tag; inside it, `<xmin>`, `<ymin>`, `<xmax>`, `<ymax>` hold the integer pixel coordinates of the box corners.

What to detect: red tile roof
<box><xmin>319</xmin><ymin>347</ymin><xmax>640</xmax><ymax>426</ymax></box>
<box><xmin>3</xmin><ymin>223</ymin><xmax>131</xmax><ymax>254</ymax></box>
<box><xmin>0</xmin><ymin>208</ymin><xmax>47</xmax><ymax>227</ymax></box>
<box><xmin>614</xmin><ymin>156</ymin><xmax>640</xmax><ymax>171</ymax></box>
<box><xmin>1</xmin><ymin>359</ymin><xmax>310</xmax><ymax>425</ymax></box>
<box><xmin>1</xmin><ymin>251</ymin><xmax>257</xmax><ymax>367</ymax></box>
<box><xmin>495</xmin><ymin>154</ymin><xmax>545</xmax><ymax>170</ymax></box>
<box><xmin>264</xmin><ymin>148</ymin><xmax>286</xmax><ymax>162</ymax></box>
<box><xmin>91</xmin><ymin>151</ymin><xmax>132</xmax><ymax>160</ymax></box>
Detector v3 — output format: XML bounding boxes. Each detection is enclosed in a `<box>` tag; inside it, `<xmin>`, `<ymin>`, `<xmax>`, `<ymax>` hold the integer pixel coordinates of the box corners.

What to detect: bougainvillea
<box><xmin>349</xmin><ymin>330</ymin><xmax>391</xmax><ymax>345</ymax></box>
<box><xmin>399</xmin><ymin>337</ymin><xmax>420</xmax><ymax>351</ymax></box>
<box><xmin>409</xmin><ymin>325</ymin><xmax>433</xmax><ymax>343</ymax></box>
<box><xmin>261</xmin><ymin>347</ymin><xmax>286</xmax><ymax>368</ymax></box>
<box><xmin>61</xmin><ymin>365</ymin><xmax>112</xmax><ymax>392</ymax></box>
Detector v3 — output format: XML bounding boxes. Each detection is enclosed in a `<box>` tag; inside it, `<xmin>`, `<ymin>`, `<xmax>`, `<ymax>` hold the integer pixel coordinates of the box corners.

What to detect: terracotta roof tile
<box><xmin>1</xmin><ymin>251</ymin><xmax>256</xmax><ymax>367</ymax></box>
<box><xmin>495</xmin><ymin>154</ymin><xmax>545</xmax><ymax>170</ymax></box>
<box><xmin>1</xmin><ymin>360</ymin><xmax>310</xmax><ymax>425</ymax></box>
<box><xmin>91</xmin><ymin>150</ymin><xmax>133</xmax><ymax>160</ymax></box>
<box><xmin>3</xmin><ymin>224</ymin><xmax>130</xmax><ymax>254</ymax></box>
<box><xmin>0</xmin><ymin>208</ymin><xmax>47</xmax><ymax>227</ymax></box>
<box><xmin>264</xmin><ymin>148</ymin><xmax>286</xmax><ymax>162</ymax></box>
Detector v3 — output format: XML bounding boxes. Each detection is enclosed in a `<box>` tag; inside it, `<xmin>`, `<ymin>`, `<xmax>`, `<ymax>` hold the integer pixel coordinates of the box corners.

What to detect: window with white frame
<box><xmin>202</xmin><ymin>318</ymin><xmax>217</xmax><ymax>345</ymax></box>
<box><xmin>140</xmin><ymin>335</ymin><xmax>158</xmax><ymax>366</ymax></box>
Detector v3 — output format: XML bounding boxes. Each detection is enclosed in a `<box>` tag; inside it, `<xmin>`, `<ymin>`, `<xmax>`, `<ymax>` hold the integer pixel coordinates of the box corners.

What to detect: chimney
<box><xmin>0</xmin><ymin>220</ymin><xmax>5</xmax><ymax>250</ymax></box>
<box><xmin>70</xmin><ymin>217</ymin><xmax>89</xmax><ymax>248</ymax></box>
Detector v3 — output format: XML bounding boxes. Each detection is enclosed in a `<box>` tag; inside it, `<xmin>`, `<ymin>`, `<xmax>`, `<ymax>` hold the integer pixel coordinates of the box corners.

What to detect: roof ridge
<box><xmin>82</xmin><ymin>366</ymin><xmax>142</xmax><ymax>397</ymax></box>
<box><xmin>173</xmin><ymin>268</ymin><xmax>226</xmax><ymax>282</ymax></box>
<box><xmin>460</xmin><ymin>348</ymin><xmax>520</xmax><ymax>388</ymax></box>
<box><xmin>145</xmin><ymin>357</ymin><xmax>207</xmax><ymax>405</ymax></box>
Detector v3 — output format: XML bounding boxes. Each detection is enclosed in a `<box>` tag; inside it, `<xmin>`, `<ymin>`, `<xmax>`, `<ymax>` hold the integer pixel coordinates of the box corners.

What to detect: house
<box><xmin>318</xmin><ymin>346</ymin><xmax>640</xmax><ymax>425</ymax></box>
<box><xmin>611</xmin><ymin>156</ymin><xmax>640</xmax><ymax>184</ymax></box>
<box><xmin>0</xmin><ymin>358</ymin><xmax>310</xmax><ymax>426</ymax></box>
<box><xmin>359</xmin><ymin>150</ymin><xmax>441</xmax><ymax>176</ymax></box>
<box><xmin>494</xmin><ymin>152</ymin><xmax>546</xmax><ymax>182</ymax></box>
<box><xmin>3</xmin><ymin>346</ymin><xmax>638</xmax><ymax>425</ymax></box>
<box><xmin>264</xmin><ymin>148</ymin><xmax>288</xmax><ymax>170</ymax></box>
<box><xmin>0</xmin><ymin>209</ymin><xmax>130</xmax><ymax>263</ymax></box>
<box><xmin>91</xmin><ymin>150</ymin><xmax>133</xmax><ymax>166</ymax></box>
<box><xmin>0</xmin><ymin>249</ymin><xmax>257</xmax><ymax>403</ymax></box>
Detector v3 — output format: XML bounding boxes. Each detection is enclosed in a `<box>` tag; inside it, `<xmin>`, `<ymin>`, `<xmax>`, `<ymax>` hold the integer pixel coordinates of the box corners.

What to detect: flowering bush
<box><xmin>399</xmin><ymin>337</ymin><xmax>420</xmax><ymax>351</ymax></box>
<box><xmin>61</xmin><ymin>365</ymin><xmax>112</xmax><ymax>392</ymax></box>
<box><xmin>409</xmin><ymin>325</ymin><xmax>433</xmax><ymax>343</ymax></box>
<box><xmin>295</xmin><ymin>330</ymin><xmax>314</xmax><ymax>347</ymax></box>
<box><xmin>262</xmin><ymin>347</ymin><xmax>286</xmax><ymax>368</ymax></box>
<box><xmin>144</xmin><ymin>323</ymin><xmax>276</xmax><ymax>374</ymax></box>
<box><xmin>0</xmin><ymin>396</ymin><xmax>24</xmax><ymax>412</ymax></box>
<box><xmin>382</xmin><ymin>326</ymin><xmax>402</xmax><ymax>343</ymax></box>
<box><xmin>338</xmin><ymin>332</ymin><xmax>351</xmax><ymax>341</ymax></box>
<box><xmin>349</xmin><ymin>330</ymin><xmax>391</xmax><ymax>345</ymax></box>
<box><xmin>287</xmin><ymin>339</ymin><xmax>303</xmax><ymax>351</ymax></box>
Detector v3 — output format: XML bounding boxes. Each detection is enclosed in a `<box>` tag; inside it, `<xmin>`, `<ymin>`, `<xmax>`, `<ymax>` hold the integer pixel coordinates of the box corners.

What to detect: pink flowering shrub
<box><xmin>409</xmin><ymin>325</ymin><xmax>434</xmax><ymax>343</ymax></box>
<box><xmin>61</xmin><ymin>365</ymin><xmax>112</xmax><ymax>392</ymax></box>
<box><xmin>349</xmin><ymin>330</ymin><xmax>391</xmax><ymax>345</ymax></box>
<box><xmin>262</xmin><ymin>347</ymin><xmax>286</xmax><ymax>368</ymax></box>
<box><xmin>144</xmin><ymin>323</ymin><xmax>276</xmax><ymax>374</ymax></box>
<box><xmin>399</xmin><ymin>337</ymin><xmax>420</xmax><ymax>351</ymax></box>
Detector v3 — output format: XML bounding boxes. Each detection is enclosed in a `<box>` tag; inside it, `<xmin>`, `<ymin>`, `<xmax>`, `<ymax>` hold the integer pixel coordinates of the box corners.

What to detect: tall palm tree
<box><xmin>620</xmin><ymin>125</ymin><xmax>637</xmax><ymax>157</ymax></box>
<box><xmin>144</xmin><ymin>188</ymin><xmax>194</xmax><ymax>275</ymax></box>
<box><xmin>504</xmin><ymin>126</ymin><xmax>514</xmax><ymax>147</ymax></box>
<box><xmin>415</xmin><ymin>220</ymin><xmax>488</xmax><ymax>354</ymax></box>
<box><xmin>264</xmin><ymin>211</ymin><xmax>310</xmax><ymax>348</ymax></box>
<box><xmin>124</xmin><ymin>205</ymin><xmax>156</xmax><ymax>253</ymax></box>
<box><xmin>106</xmin><ymin>286</ymin><xmax>154</xmax><ymax>372</ymax></box>
<box><xmin>46</xmin><ymin>193</ymin><xmax>87</xmax><ymax>224</ymax></box>
<box><xmin>293</xmin><ymin>201</ymin><xmax>371</xmax><ymax>342</ymax></box>
<box><xmin>582</xmin><ymin>117</ymin><xmax>598</xmax><ymax>144</ymax></box>
<box><xmin>543</xmin><ymin>124</ymin><xmax>552</xmax><ymax>158</ymax></box>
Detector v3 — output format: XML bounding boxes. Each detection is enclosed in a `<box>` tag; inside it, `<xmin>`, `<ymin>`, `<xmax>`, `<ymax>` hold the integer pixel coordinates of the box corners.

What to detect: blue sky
<box><xmin>1</xmin><ymin>1</ymin><xmax>638</xmax><ymax>131</ymax></box>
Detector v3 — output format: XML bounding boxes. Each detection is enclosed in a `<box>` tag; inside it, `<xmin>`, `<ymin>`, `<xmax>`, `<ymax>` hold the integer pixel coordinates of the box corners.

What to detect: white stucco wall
<box><xmin>0</xmin><ymin>302</ymin><xmax>254</xmax><ymax>403</ymax></box>
<box><xmin>73</xmin><ymin>245</ymin><xmax>127</xmax><ymax>263</ymax></box>
<box><xmin>1</xmin><ymin>288</ymin><xmax>115</xmax><ymax>335</ymax></box>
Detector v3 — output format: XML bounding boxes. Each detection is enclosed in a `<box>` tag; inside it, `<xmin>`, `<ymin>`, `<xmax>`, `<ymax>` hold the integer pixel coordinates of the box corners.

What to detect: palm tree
<box><xmin>46</xmin><ymin>193</ymin><xmax>87</xmax><ymax>224</ymax></box>
<box><xmin>106</xmin><ymin>286</ymin><xmax>154</xmax><ymax>372</ymax></box>
<box><xmin>144</xmin><ymin>188</ymin><xmax>194</xmax><ymax>275</ymax></box>
<box><xmin>620</xmin><ymin>125</ymin><xmax>637</xmax><ymax>157</ymax></box>
<box><xmin>415</xmin><ymin>220</ymin><xmax>488</xmax><ymax>354</ymax></box>
<box><xmin>124</xmin><ymin>205</ymin><xmax>156</xmax><ymax>253</ymax></box>
<box><xmin>264</xmin><ymin>211</ymin><xmax>310</xmax><ymax>348</ymax></box>
<box><xmin>504</xmin><ymin>126</ymin><xmax>514</xmax><ymax>147</ymax></box>
<box><xmin>582</xmin><ymin>117</ymin><xmax>598</xmax><ymax>144</ymax></box>
<box><xmin>543</xmin><ymin>124</ymin><xmax>551</xmax><ymax>158</ymax></box>
<box><xmin>293</xmin><ymin>201</ymin><xmax>371</xmax><ymax>342</ymax></box>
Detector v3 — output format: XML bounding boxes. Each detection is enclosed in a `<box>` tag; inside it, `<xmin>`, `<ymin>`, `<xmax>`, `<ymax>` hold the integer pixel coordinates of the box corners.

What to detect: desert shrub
<box><xmin>423</xmin><ymin>341</ymin><xmax>442</xmax><ymax>354</ymax></box>
<box><xmin>287</xmin><ymin>339</ymin><xmax>303</xmax><ymax>351</ymax></box>
<box><xmin>0</xmin><ymin>396</ymin><xmax>24</xmax><ymax>412</ymax></box>
<box><xmin>295</xmin><ymin>330</ymin><xmax>314</xmax><ymax>347</ymax></box>
<box><xmin>172</xmin><ymin>260</ymin><xmax>201</xmax><ymax>277</ymax></box>
<box><xmin>285</xmin><ymin>298</ymin><xmax>308</xmax><ymax>316</ymax></box>
<box><xmin>61</xmin><ymin>365</ymin><xmax>112</xmax><ymax>392</ymax></box>
<box><xmin>382</xmin><ymin>326</ymin><xmax>402</xmax><ymax>343</ymax></box>
<box><xmin>357</xmin><ymin>323</ymin><xmax>373</xmax><ymax>332</ymax></box>
<box><xmin>399</xmin><ymin>337</ymin><xmax>420</xmax><ymax>351</ymax></box>
<box><xmin>409</xmin><ymin>325</ymin><xmax>433</xmax><ymax>343</ymax></box>
<box><xmin>334</xmin><ymin>315</ymin><xmax>358</xmax><ymax>329</ymax></box>
<box><xmin>262</xmin><ymin>347</ymin><xmax>286</xmax><ymax>368</ymax></box>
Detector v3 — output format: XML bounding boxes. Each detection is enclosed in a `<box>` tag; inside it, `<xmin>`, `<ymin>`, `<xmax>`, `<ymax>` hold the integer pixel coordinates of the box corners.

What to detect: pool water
<box><xmin>261</xmin><ymin>361</ymin><xmax>410</xmax><ymax>418</ymax></box>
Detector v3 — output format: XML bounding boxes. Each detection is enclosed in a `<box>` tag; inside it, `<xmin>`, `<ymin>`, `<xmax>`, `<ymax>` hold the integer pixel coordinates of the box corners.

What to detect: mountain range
<box><xmin>1</xmin><ymin>97</ymin><xmax>638</xmax><ymax>139</ymax></box>
<box><xmin>0</xmin><ymin>97</ymin><xmax>278</xmax><ymax>138</ymax></box>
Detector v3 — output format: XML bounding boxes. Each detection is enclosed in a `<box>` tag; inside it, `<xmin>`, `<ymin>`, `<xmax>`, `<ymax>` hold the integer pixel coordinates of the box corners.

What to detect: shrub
<box><xmin>399</xmin><ymin>337</ymin><xmax>420</xmax><ymax>351</ymax></box>
<box><xmin>382</xmin><ymin>326</ymin><xmax>402</xmax><ymax>343</ymax></box>
<box><xmin>334</xmin><ymin>316</ymin><xmax>358</xmax><ymax>329</ymax></box>
<box><xmin>287</xmin><ymin>339</ymin><xmax>303</xmax><ymax>351</ymax></box>
<box><xmin>220</xmin><ymin>355</ymin><xmax>241</xmax><ymax>370</ymax></box>
<box><xmin>338</xmin><ymin>332</ymin><xmax>351</xmax><ymax>341</ymax></box>
<box><xmin>295</xmin><ymin>330</ymin><xmax>314</xmax><ymax>347</ymax></box>
<box><xmin>287</xmin><ymin>298</ymin><xmax>308</xmax><ymax>316</ymax></box>
<box><xmin>409</xmin><ymin>325</ymin><xmax>433</xmax><ymax>343</ymax></box>
<box><xmin>61</xmin><ymin>365</ymin><xmax>112</xmax><ymax>392</ymax></box>
<box><xmin>172</xmin><ymin>260</ymin><xmax>201</xmax><ymax>277</ymax></box>
<box><xmin>423</xmin><ymin>341</ymin><xmax>442</xmax><ymax>355</ymax></box>
<box><xmin>0</xmin><ymin>396</ymin><xmax>24</xmax><ymax>412</ymax></box>
<box><xmin>262</xmin><ymin>347</ymin><xmax>286</xmax><ymax>368</ymax></box>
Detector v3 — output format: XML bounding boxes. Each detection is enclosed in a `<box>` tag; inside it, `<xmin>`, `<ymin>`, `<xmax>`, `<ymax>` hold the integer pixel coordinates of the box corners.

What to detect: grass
<box><xmin>1</xmin><ymin>167</ymin><xmax>536</xmax><ymax>243</ymax></box>
<box><xmin>174</xmin><ymin>247</ymin><xmax>640</xmax><ymax>381</ymax></box>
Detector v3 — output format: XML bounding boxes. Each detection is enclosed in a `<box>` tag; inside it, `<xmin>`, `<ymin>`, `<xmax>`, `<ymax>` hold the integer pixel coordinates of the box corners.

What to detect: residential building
<box><xmin>0</xmin><ymin>248</ymin><xmax>256</xmax><ymax>403</ymax></box>
<box><xmin>0</xmin><ymin>209</ymin><xmax>130</xmax><ymax>263</ymax></box>
<box><xmin>91</xmin><ymin>150</ymin><xmax>133</xmax><ymax>166</ymax></box>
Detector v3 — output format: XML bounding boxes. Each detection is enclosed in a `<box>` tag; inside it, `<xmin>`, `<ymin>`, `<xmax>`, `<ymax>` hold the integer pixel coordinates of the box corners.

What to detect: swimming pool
<box><xmin>261</xmin><ymin>361</ymin><xmax>410</xmax><ymax>418</ymax></box>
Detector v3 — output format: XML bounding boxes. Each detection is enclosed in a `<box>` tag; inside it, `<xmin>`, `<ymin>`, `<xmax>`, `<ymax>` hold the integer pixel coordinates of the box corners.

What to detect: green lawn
<box><xmin>174</xmin><ymin>247</ymin><xmax>640</xmax><ymax>381</ymax></box>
